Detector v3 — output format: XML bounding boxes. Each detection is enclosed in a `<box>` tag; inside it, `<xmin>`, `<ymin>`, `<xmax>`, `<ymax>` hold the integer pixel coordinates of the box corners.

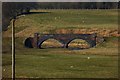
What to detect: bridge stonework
<box><xmin>24</xmin><ymin>33</ymin><xmax>104</xmax><ymax>49</ymax></box>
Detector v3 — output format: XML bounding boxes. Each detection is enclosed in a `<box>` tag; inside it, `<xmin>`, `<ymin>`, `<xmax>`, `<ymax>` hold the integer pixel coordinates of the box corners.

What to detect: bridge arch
<box><xmin>38</xmin><ymin>38</ymin><xmax>63</xmax><ymax>49</ymax></box>
<box><xmin>67</xmin><ymin>39</ymin><xmax>90</xmax><ymax>49</ymax></box>
<box><xmin>24</xmin><ymin>37</ymin><xmax>33</xmax><ymax>48</ymax></box>
<box><xmin>65</xmin><ymin>38</ymin><xmax>96</xmax><ymax>49</ymax></box>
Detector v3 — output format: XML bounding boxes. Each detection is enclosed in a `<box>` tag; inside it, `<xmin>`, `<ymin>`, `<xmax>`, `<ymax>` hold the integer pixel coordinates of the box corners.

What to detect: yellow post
<box><xmin>12</xmin><ymin>18</ymin><xmax>15</xmax><ymax>80</ymax></box>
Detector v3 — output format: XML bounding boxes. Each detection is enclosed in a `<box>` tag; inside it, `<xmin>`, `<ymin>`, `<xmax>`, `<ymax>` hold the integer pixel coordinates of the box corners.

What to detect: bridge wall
<box><xmin>31</xmin><ymin>33</ymin><xmax>97</xmax><ymax>49</ymax></box>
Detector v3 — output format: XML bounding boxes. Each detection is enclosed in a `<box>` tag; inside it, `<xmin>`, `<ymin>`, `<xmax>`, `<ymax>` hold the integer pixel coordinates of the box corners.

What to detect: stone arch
<box><xmin>24</xmin><ymin>37</ymin><xmax>33</xmax><ymax>48</ymax></box>
<box><xmin>66</xmin><ymin>38</ymin><xmax>96</xmax><ymax>49</ymax></box>
<box><xmin>67</xmin><ymin>39</ymin><xmax>90</xmax><ymax>49</ymax></box>
<box><xmin>38</xmin><ymin>38</ymin><xmax>63</xmax><ymax>49</ymax></box>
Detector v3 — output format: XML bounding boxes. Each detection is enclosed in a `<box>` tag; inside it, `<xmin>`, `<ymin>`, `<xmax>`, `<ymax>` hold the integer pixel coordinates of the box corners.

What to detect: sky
<box><xmin>0</xmin><ymin>0</ymin><xmax>119</xmax><ymax>2</ymax></box>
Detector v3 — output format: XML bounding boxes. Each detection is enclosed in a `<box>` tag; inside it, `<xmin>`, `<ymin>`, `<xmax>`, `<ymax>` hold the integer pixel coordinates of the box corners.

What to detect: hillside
<box><xmin>3</xmin><ymin>9</ymin><xmax>118</xmax><ymax>37</ymax></box>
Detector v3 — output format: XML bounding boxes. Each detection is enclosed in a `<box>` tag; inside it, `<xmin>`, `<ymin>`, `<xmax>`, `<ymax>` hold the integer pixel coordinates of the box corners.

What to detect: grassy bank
<box><xmin>3</xmin><ymin>9</ymin><xmax>118</xmax><ymax>37</ymax></box>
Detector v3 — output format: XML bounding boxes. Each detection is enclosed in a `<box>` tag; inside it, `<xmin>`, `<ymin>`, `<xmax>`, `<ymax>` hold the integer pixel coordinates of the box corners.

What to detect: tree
<box><xmin>2</xmin><ymin>2</ymin><xmax>39</xmax><ymax>31</ymax></box>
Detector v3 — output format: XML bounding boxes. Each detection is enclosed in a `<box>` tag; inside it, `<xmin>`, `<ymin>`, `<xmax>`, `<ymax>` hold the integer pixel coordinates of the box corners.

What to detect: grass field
<box><xmin>2</xmin><ymin>9</ymin><xmax>118</xmax><ymax>78</ymax></box>
<box><xmin>3</xmin><ymin>9</ymin><xmax>118</xmax><ymax>37</ymax></box>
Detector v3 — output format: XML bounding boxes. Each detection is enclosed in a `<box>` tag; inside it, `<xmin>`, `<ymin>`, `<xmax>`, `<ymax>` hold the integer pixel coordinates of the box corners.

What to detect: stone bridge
<box><xmin>24</xmin><ymin>33</ymin><xmax>104</xmax><ymax>49</ymax></box>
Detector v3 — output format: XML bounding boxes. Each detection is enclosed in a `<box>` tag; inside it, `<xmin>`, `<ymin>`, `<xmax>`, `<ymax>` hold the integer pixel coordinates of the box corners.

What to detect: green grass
<box><xmin>4</xmin><ymin>9</ymin><xmax>118</xmax><ymax>36</ymax></box>
<box><xmin>15</xmin><ymin>50</ymin><xmax>118</xmax><ymax>78</ymax></box>
<box><xmin>3</xmin><ymin>47</ymin><xmax>117</xmax><ymax>78</ymax></box>
<box><xmin>2</xmin><ymin>37</ymin><xmax>118</xmax><ymax>78</ymax></box>
<box><xmin>2</xmin><ymin>9</ymin><xmax>118</xmax><ymax>78</ymax></box>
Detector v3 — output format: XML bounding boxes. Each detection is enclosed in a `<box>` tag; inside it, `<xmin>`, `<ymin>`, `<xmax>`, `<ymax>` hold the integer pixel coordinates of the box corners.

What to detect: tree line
<box><xmin>38</xmin><ymin>2</ymin><xmax>118</xmax><ymax>9</ymax></box>
<box><xmin>2</xmin><ymin>2</ymin><xmax>38</xmax><ymax>31</ymax></box>
<box><xmin>2</xmin><ymin>2</ymin><xmax>119</xmax><ymax>31</ymax></box>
